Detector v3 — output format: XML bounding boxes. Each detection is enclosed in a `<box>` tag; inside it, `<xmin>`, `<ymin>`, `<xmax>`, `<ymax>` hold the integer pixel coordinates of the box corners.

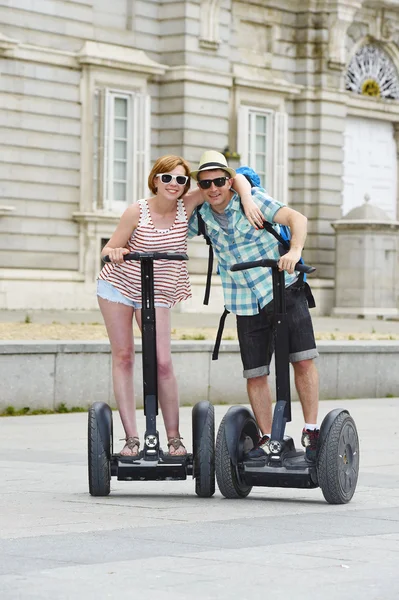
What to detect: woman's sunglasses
<box><xmin>156</xmin><ymin>173</ymin><xmax>189</xmax><ymax>185</ymax></box>
<box><xmin>197</xmin><ymin>176</ymin><xmax>229</xmax><ymax>190</ymax></box>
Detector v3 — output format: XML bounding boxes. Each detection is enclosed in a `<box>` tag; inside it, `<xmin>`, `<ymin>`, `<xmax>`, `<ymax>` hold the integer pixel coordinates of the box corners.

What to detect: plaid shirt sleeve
<box><xmin>251</xmin><ymin>187</ymin><xmax>286</xmax><ymax>223</ymax></box>
<box><xmin>187</xmin><ymin>208</ymin><xmax>200</xmax><ymax>239</ymax></box>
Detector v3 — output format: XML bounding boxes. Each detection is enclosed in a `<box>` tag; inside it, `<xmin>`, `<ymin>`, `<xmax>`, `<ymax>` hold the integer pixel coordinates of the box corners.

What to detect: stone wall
<box><xmin>1</xmin><ymin>340</ymin><xmax>398</xmax><ymax>411</ymax></box>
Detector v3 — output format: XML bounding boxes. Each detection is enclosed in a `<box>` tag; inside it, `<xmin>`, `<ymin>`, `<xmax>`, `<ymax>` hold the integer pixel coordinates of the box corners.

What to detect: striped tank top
<box><xmin>98</xmin><ymin>198</ymin><xmax>191</xmax><ymax>308</ymax></box>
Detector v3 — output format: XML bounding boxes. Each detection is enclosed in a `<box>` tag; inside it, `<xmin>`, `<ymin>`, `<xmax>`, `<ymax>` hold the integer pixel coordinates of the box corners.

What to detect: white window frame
<box><xmin>238</xmin><ymin>106</ymin><xmax>288</xmax><ymax>204</ymax></box>
<box><xmin>94</xmin><ymin>88</ymin><xmax>151</xmax><ymax>213</ymax></box>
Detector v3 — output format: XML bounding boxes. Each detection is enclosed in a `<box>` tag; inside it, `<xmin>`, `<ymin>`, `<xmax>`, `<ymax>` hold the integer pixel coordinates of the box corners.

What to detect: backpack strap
<box><xmin>212</xmin><ymin>307</ymin><xmax>230</xmax><ymax>361</ymax></box>
<box><xmin>261</xmin><ymin>220</ymin><xmax>290</xmax><ymax>250</ymax></box>
<box><xmin>197</xmin><ymin>211</ymin><xmax>213</xmax><ymax>305</ymax></box>
<box><xmin>204</xmin><ymin>245</ymin><xmax>214</xmax><ymax>305</ymax></box>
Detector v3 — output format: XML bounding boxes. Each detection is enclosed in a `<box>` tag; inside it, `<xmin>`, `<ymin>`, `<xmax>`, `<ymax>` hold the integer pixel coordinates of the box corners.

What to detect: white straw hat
<box><xmin>190</xmin><ymin>150</ymin><xmax>236</xmax><ymax>180</ymax></box>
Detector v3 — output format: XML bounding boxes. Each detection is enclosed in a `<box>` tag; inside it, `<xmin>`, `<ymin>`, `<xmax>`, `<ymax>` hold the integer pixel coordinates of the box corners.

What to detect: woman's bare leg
<box><xmin>135</xmin><ymin>308</ymin><xmax>185</xmax><ymax>455</ymax></box>
<box><xmin>98</xmin><ymin>297</ymin><xmax>139</xmax><ymax>456</ymax></box>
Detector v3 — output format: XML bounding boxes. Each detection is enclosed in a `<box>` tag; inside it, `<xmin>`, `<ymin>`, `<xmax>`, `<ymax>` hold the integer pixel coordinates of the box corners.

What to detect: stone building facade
<box><xmin>0</xmin><ymin>0</ymin><xmax>398</xmax><ymax>314</ymax></box>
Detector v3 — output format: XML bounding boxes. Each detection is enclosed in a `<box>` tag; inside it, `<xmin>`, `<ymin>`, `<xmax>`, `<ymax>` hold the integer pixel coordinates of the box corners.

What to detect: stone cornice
<box><xmin>77</xmin><ymin>41</ymin><xmax>167</xmax><ymax>76</ymax></box>
<box><xmin>0</xmin><ymin>36</ymin><xmax>167</xmax><ymax>76</ymax></box>
<box><xmin>363</xmin><ymin>0</ymin><xmax>399</xmax><ymax>8</ymax></box>
<box><xmin>160</xmin><ymin>66</ymin><xmax>233</xmax><ymax>88</ymax></box>
<box><xmin>0</xmin><ymin>33</ymin><xmax>20</xmax><ymax>54</ymax></box>
<box><xmin>332</xmin><ymin>220</ymin><xmax>399</xmax><ymax>230</ymax></box>
<box><xmin>345</xmin><ymin>90</ymin><xmax>399</xmax><ymax>120</ymax></box>
<box><xmin>0</xmin><ymin>206</ymin><xmax>16</xmax><ymax>217</ymax></box>
<box><xmin>6</xmin><ymin>43</ymin><xmax>77</xmax><ymax>68</ymax></box>
<box><xmin>72</xmin><ymin>211</ymin><xmax>121</xmax><ymax>225</ymax></box>
<box><xmin>0</xmin><ymin>269</ymin><xmax>85</xmax><ymax>282</ymax></box>
<box><xmin>234</xmin><ymin>74</ymin><xmax>303</xmax><ymax>96</ymax></box>
<box><xmin>296</xmin><ymin>87</ymin><xmax>399</xmax><ymax>118</ymax></box>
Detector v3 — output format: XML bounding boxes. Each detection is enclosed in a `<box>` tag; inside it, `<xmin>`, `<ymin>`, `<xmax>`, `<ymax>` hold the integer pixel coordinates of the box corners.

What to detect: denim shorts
<box><xmin>236</xmin><ymin>280</ymin><xmax>319</xmax><ymax>379</ymax></box>
<box><xmin>97</xmin><ymin>279</ymin><xmax>171</xmax><ymax>309</ymax></box>
<box><xmin>97</xmin><ymin>280</ymin><xmax>141</xmax><ymax>308</ymax></box>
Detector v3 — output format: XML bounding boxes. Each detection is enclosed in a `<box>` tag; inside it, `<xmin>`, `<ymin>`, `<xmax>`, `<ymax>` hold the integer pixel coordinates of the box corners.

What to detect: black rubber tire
<box><xmin>215</xmin><ymin>414</ymin><xmax>253</xmax><ymax>499</ymax></box>
<box><xmin>195</xmin><ymin>403</ymin><xmax>215</xmax><ymax>498</ymax></box>
<box><xmin>317</xmin><ymin>412</ymin><xmax>359</xmax><ymax>504</ymax></box>
<box><xmin>88</xmin><ymin>406</ymin><xmax>112</xmax><ymax>497</ymax></box>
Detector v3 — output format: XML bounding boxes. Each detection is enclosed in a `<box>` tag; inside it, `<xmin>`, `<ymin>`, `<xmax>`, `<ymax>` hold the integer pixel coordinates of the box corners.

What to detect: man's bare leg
<box><xmin>292</xmin><ymin>359</ymin><xmax>319</xmax><ymax>424</ymax></box>
<box><xmin>246</xmin><ymin>375</ymin><xmax>273</xmax><ymax>435</ymax></box>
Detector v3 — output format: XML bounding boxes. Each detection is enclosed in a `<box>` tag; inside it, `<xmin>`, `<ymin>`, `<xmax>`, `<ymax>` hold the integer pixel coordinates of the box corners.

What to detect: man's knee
<box><xmin>247</xmin><ymin>374</ymin><xmax>269</xmax><ymax>389</ymax></box>
<box><xmin>292</xmin><ymin>358</ymin><xmax>317</xmax><ymax>375</ymax></box>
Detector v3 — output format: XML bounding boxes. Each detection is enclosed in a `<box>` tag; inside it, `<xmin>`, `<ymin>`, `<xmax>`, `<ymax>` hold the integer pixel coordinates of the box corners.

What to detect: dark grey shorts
<box><xmin>236</xmin><ymin>281</ymin><xmax>319</xmax><ymax>379</ymax></box>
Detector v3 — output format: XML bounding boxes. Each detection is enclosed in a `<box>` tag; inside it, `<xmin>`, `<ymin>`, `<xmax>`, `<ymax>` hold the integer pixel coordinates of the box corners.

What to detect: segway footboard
<box><xmin>243</xmin><ymin>453</ymin><xmax>318</xmax><ymax>489</ymax></box>
<box><xmin>112</xmin><ymin>453</ymin><xmax>192</xmax><ymax>481</ymax></box>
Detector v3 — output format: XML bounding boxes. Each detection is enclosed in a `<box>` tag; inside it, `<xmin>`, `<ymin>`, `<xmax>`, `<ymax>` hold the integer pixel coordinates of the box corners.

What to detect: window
<box><xmin>238</xmin><ymin>107</ymin><xmax>287</xmax><ymax>204</ymax></box>
<box><xmin>93</xmin><ymin>88</ymin><xmax>150</xmax><ymax>212</ymax></box>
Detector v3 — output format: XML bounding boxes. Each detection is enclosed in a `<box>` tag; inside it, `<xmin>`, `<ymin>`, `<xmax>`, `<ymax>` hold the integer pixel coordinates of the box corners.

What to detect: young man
<box><xmin>188</xmin><ymin>151</ymin><xmax>320</xmax><ymax>461</ymax></box>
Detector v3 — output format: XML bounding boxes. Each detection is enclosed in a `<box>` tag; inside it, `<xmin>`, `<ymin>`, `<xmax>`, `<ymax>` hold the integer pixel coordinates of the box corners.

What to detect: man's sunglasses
<box><xmin>197</xmin><ymin>177</ymin><xmax>229</xmax><ymax>190</ymax></box>
<box><xmin>156</xmin><ymin>173</ymin><xmax>189</xmax><ymax>185</ymax></box>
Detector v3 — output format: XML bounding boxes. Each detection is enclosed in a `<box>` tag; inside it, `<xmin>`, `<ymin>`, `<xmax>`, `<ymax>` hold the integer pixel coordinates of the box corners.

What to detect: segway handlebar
<box><xmin>103</xmin><ymin>252</ymin><xmax>188</xmax><ymax>263</ymax></box>
<box><xmin>230</xmin><ymin>259</ymin><xmax>316</xmax><ymax>274</ymax></box>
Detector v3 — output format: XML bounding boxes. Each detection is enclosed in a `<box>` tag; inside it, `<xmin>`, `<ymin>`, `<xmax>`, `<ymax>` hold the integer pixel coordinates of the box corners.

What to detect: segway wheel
<box><xmin>215</xmin><ymin>414</ymin><xmax>253</xmax><ymax>499</ymax></box>
<box><xmin>317</xmin><ymin>412</ymin><xmax>359</xmax><ymax>504</ymax></box>
<box><xmin>194</xmin><ymin>402</ymin><xmax>215</xmax><ymax>498</ymax></box>
<box><xmin>88</xmin><ymin>404</ymin><xmax>112</xmax><ymax>497</ymax></box>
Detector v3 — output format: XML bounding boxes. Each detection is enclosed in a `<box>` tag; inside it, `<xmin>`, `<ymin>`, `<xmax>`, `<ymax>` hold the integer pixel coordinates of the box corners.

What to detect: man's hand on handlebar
<box><xmin>105</xmin><ymin>248</ymin><xmax>129</xmax><ymax>264</ymax></box>
<box><xmin>278</xmin><ymin>248</ymin><xmax>302</xmax><ymax>274</ymax></box>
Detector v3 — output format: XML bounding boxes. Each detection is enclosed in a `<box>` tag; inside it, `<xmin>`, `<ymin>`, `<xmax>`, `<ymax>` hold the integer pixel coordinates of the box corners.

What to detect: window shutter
<box><xmin>237</xmin><ymin>105</ymin><xmax>249</xmax><ymax>166</ymax></box>
<box><xmin>103</xmin><ymin>88</ymin><xmax>112</xmax><ymax>210</ymax></box>
<box><xmin>94</xmin><ymin>88</ymin><xmax>106</xmax><ymax>210</ymax></box>
<box><xmin>273</xmin><ymin>111</ymin><xmax>288</xmax><ymax>204</ymax></box>
<box><xmin>131</xmin><ymin>93</ymin><xmax>151</xmax><ymax>202</ymax></box>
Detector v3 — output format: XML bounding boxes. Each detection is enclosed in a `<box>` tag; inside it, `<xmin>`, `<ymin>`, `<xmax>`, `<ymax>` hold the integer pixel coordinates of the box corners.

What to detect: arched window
<box><xmin>345</xmin><ymin>44</ymin><xmax>399</xmax><ymax>100</ymax></box>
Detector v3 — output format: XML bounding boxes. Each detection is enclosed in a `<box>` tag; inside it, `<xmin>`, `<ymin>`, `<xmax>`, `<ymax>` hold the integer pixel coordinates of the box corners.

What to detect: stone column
<box><xmin>393</xmin><ymin>123</ymin><xmax>399</xmax><ymax>220</ymax></box>
<box><xmin>332</xmin><ymin>199</ymin><xmax>399</xmax><ymax>318</ymax></box>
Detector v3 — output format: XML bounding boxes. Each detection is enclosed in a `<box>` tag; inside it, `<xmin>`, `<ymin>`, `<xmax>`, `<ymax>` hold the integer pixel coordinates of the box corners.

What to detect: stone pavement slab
<box><xmin>0</xmin><ymin>398</ymin><xmax>398</xmax><ymax>599</ymax></box>
<box><xmin>1</xmin><ymin>308</ymin><xmax>399</xmax><ymax>337</ymax></box>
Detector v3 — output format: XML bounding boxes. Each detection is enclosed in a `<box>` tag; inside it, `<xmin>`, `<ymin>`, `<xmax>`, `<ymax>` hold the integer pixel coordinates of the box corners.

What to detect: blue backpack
<box><xmin>236</xmin><ymin>166</ymin><xmax>307</xmax><ymax>280</ymax></box>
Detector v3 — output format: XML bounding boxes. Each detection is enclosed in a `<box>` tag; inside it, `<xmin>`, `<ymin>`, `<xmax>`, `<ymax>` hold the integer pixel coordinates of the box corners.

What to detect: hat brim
<box><xmin>190</xmin><ymin>165</ymin><xmax>236</xmax><ymax>181</ymax></box>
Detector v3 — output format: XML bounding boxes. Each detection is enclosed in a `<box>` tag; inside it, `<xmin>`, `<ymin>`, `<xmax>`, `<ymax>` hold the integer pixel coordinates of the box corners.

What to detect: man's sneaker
<box><xmin>301</xmin><ymin>428</ymin><xmax>320</xmax><ymax>462</ymax></box>
<box><xmin>245</xmin><ymin>435</ymin><xmax>271</xmax><ymax>460</ymax></box>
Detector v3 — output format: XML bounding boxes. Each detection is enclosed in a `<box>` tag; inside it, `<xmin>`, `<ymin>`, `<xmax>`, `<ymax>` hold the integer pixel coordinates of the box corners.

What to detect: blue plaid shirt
<box><xmin>188</xmin><ymin>189</ymin><xmax>297</xmax><ymax>316</ymax></box>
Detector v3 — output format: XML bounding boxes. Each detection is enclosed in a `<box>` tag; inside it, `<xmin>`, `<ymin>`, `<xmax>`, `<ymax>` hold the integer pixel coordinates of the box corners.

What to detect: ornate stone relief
<box><xmin>199</xmin><ymin>0</ymin><xmax>221</xmax><ymax>50</ymax></box>
<box><xmin>328</xmin><ymin>1</ymin><xmax>363</xmax><ymax>71</ymax></box>
<box><xmin>345</xmin><ymin>44</ymin><xmax>399</xmax><ymax>99</ymax></box>
<box><xmin>237</xmin><ymin>20</ymin><xmax>274</xmax><ymax>68</ymax></box>
<box><xmin>380</xmin><ymin>17</ymin><xmax>399</xmax><ymax>45</ymax></box>
<box><xmin>232</xmin><ymin>2</ymin><xmax>277</xmax><ymax>70</ymax></box>
<box><xmin>347</xmin><ymin>21</ymin><xmax>369</xmax><ymax>50</ymax></box>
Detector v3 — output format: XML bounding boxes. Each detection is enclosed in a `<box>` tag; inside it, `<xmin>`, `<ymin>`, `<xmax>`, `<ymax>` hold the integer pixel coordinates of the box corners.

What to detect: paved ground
<box><xmin>1</xmin><ymin>398</ymin><xmax>398</xmax><ymax>599</ymax></box>
<box><xmin>1</xmin><ymin>308</ymin><xmax>399</xmax><ymax>340</ymax></box>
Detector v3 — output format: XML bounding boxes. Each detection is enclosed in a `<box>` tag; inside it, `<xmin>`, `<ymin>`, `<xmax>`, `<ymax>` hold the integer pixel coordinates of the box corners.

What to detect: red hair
<box><xmin>148</xmin><ymin>155</ymin><xmax>191</xmax><ymax>196</ymax></box>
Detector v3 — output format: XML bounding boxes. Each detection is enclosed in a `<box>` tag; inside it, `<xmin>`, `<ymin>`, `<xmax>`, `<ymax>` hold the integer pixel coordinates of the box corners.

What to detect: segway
<box><xmin>88</xmin><ymin>251</ymin><xmax>215</xmax><ymax>498</ymax></box>
<box><xmin>215</xmin><ymin>259</ymin><xmax>359</xmax><ymax>504</ymax></box>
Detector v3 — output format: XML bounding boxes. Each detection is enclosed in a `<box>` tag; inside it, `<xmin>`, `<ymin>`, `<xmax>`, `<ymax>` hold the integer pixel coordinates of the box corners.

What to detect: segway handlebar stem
<box><xmin>231</xmin><ymin>259</ymin><xmax>315</xmax><ymax>274</ymax></box>
<box><xmin>103</xmin><ymin>252</ymin><xmax>188</xmax><ymax>262</ymax></box>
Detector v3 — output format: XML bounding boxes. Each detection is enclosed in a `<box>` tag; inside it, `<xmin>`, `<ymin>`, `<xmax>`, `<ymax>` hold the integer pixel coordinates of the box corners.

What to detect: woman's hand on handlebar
<box><xmin>278</xmin><ymin>248</ymin><xmax>302</xmax><ymax>274</ymax></box>
<box><xmin>105</xmin><ymin>247</ymin><xmax>129</xmax><ymax>264</ymax></box>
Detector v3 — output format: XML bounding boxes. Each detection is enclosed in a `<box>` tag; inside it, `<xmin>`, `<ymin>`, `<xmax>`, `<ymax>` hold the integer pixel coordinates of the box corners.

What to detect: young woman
<box><xmin>97</xmin><ymin>155</ymin><xmax>262</xmax><ymax>457</ymax></box>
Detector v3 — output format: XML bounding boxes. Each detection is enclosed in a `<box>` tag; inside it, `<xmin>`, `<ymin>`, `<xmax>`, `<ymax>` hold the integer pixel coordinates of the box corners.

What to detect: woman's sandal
<box><xmin>168</xmin><ymin>436</ymin><xmax>187</xmax><ymax>456</ymax></box>
<box><xmin>120</xmin><ymin>436</ymin><xmax>140</xmax><ymax>457</ymax></box>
